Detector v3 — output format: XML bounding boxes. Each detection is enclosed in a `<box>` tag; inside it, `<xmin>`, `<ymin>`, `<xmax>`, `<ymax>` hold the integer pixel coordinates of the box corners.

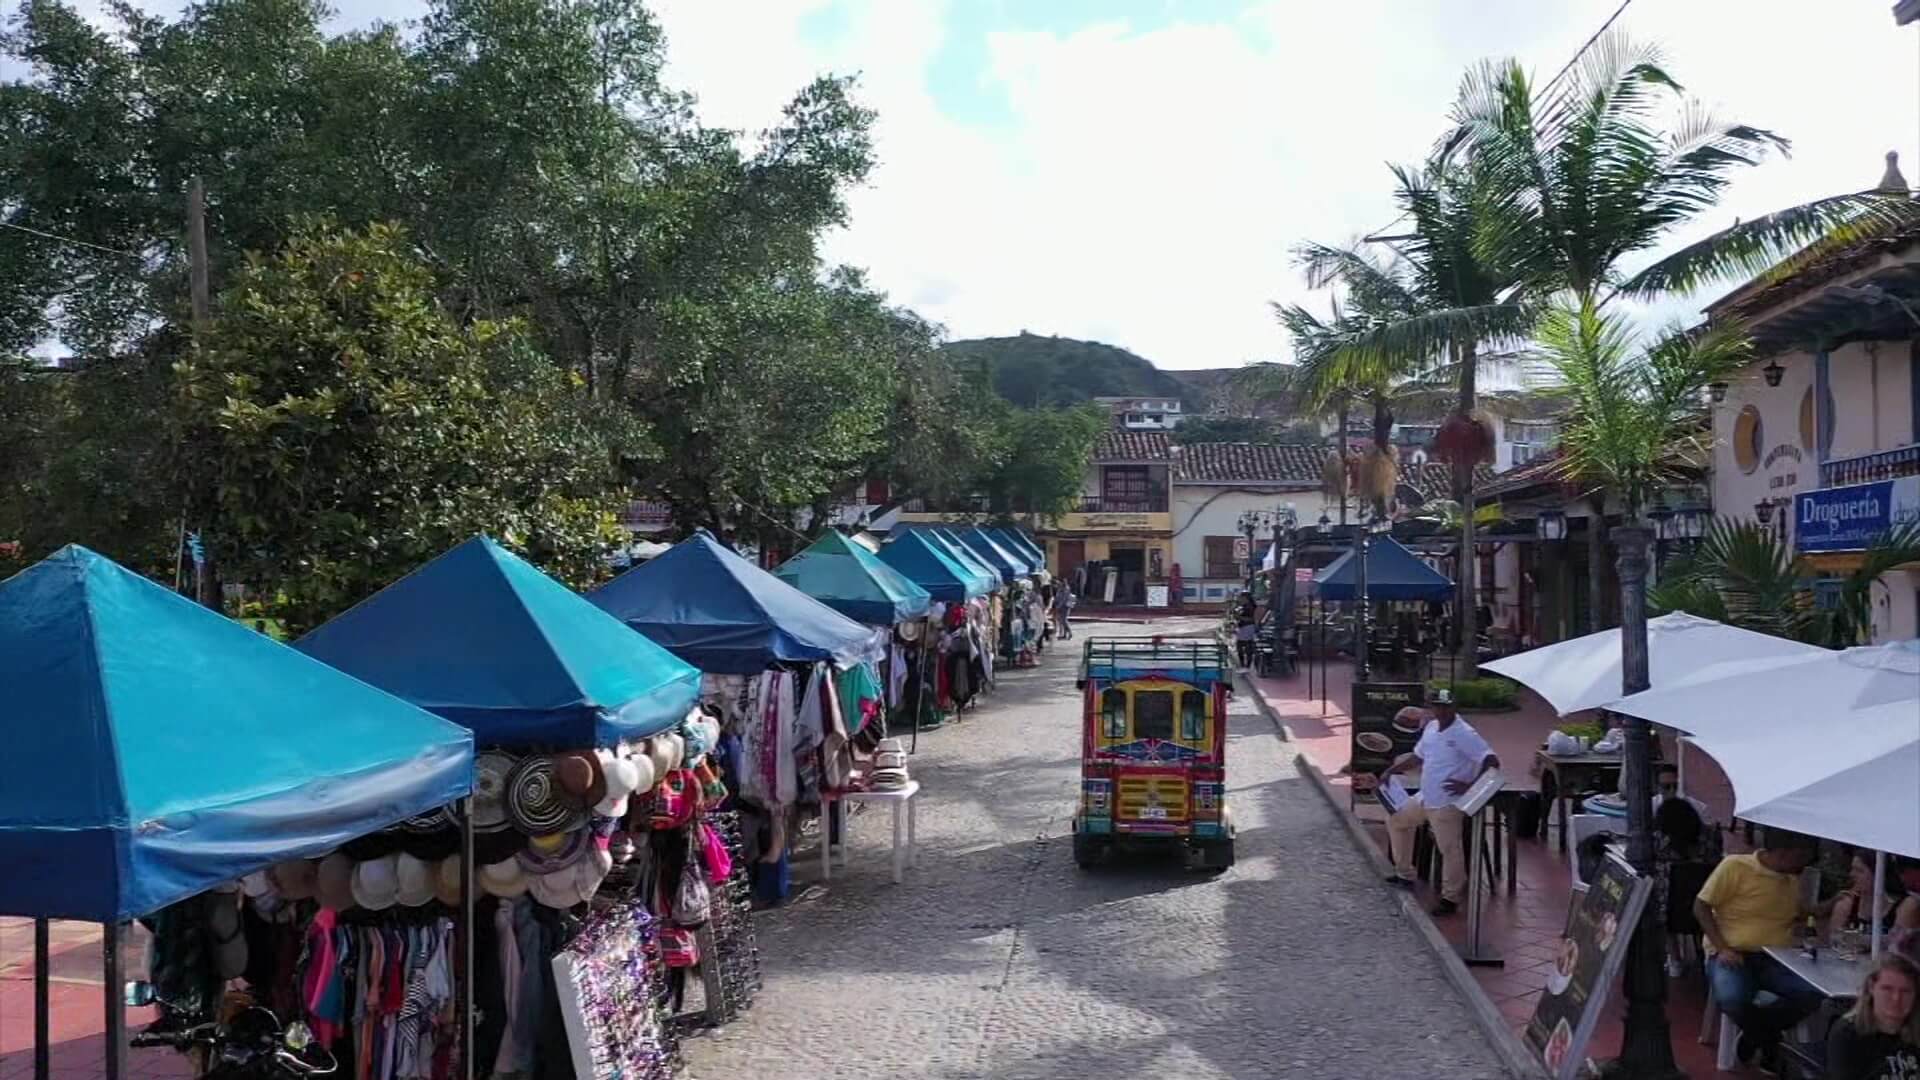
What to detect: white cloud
<box><xmin>657</xmin><ymin>1</ymin><xmax>1920</xmax><ymax>370</ymax></box>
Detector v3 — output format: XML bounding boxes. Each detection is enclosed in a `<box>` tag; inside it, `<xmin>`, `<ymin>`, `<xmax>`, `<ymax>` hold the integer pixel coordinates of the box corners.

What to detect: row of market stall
<box><xmin>0</xmin><ymin>520</ymin><xmax>1052</xmax><ymax>1080</ymax></box>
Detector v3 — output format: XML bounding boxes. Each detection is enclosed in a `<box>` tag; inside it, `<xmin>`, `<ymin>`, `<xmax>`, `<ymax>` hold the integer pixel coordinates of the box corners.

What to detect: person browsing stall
<box><xmin>1826</xmin><ymin>952</ymin><xmax>1920</xmax><ymax>1080</ymax></box>
<box><xmin>1379</xmin><ymin>690</ymin><xmax>1500</xmax><ymax>917</ymax></box>
<box><xmin>1694</xmin><ymin>830</ymin><xmax>1828</xmax><ymax>1072</ymax></box>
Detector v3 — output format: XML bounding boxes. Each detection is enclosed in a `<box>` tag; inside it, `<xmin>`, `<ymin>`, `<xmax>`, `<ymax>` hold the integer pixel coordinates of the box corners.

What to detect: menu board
<box><xmin>1348</xmin><ymin>682</ymin><xmax>1426</xmax><ymax>796</ymax></box>
<box><xmin>1525</xmin><ymin>852</ymin><xmax>1653</xmax><ymax>1080</ymax></box>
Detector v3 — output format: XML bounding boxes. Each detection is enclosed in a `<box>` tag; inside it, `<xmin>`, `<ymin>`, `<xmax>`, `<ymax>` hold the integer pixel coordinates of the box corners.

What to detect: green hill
<box><xmin>942</xmin><ymin>333</ymin><xmax>1191</xmax><ymax>408</ymax></box>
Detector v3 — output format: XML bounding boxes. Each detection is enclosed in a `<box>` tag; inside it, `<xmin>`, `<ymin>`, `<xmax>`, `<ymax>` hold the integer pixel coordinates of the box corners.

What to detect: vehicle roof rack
<box><xmin>1077</xmin><ymin>637</ymin><xmax>1230</xmax><ymax>689</ymax></box>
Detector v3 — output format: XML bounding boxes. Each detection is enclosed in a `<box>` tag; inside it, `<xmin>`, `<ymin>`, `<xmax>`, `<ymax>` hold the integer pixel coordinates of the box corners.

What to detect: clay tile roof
<box><xmin>1401</xmin><ymin>461</ymin><xmax>1499</xmax><ymax>504</ymax></box>
<box><xmin>1472</xmin><ymin>452</ymin><xmax>1568</xmax><ymax>502</ymax></box>
<box><xmin>1093</xmin><ymin>430</ymin><xmax>1172</xmax><ymax>462</ymax></box>
<box><xmin>1173</xmin><ymin>442</ymin><xmax>1328</xmax><ymax>483</ymax></box>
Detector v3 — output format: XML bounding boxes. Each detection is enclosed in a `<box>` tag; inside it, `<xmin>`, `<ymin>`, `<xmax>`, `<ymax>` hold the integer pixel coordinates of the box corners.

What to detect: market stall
<box><xmin>295</xmin><ymin>535</ymin><xmax>730</xmax><ymax>1075</ymax></box>
<box><xmin>591</xmin><ymin>531</ymin><xmax>901</xmax><ymax>904</ymax></box>
<box><xmin>0</xmin><ymin>546</ymin><xmax>475</xmax><ymax>1080</ymax></box>
<box><xmin>879</xmin><ymin>531</ymin><xmax>999</xmax><ymax>723</ymax></box>
<box><xmin>775</xmin><ymin>530</ymin><xmax>933</xmax><ymax>740</ymax></box>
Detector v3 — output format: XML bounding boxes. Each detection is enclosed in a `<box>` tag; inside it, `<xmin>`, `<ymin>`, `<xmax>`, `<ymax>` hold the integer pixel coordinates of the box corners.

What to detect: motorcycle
<box><xmin>126</xmin><ymin>982</ymin><xmax>338</xmax><ymax>1078</ymax></box>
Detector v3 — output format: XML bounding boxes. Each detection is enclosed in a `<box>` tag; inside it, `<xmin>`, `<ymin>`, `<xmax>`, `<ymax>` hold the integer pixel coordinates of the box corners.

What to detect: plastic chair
<box><xmin>1699</xmin><ymin>997</ymin><xmax>1742</xmax><ymax>1071</ymax></box>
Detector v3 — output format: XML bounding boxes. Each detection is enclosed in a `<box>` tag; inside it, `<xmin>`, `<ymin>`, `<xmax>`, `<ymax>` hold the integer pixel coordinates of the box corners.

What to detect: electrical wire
<box><xmin>0</xmin><ymin>220</ymin><xmax>148</xmax><ymax>260</ymax></box>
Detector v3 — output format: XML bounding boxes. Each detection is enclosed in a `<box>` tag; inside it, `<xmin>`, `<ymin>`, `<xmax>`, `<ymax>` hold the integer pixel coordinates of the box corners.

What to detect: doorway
<box><xmin>1055</xmin><ymin>540</ymin><xmax>1085</xmax><ymax>590</ymax></box>
<box><xmin>1107</xmin><ymin>543</ymin><xmax>1146</xmax><ymax>605</ymax></box>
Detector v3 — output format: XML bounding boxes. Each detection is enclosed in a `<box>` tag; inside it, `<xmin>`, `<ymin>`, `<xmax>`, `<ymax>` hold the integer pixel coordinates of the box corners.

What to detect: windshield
<box><xmin>1132</xmin><ymin>690</ymin><xmax>1174</xmax><ymax>741</ymax></box>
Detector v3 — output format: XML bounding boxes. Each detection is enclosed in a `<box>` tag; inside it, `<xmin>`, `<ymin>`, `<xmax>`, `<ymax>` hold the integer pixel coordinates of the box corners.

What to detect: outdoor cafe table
<box><xmin>1535</xmin><ymin>749</ymin><xmax>1624</xmax><ymax>852</ymax></box>
<box><xmin>1763</xmin><ymin>945</ymin><xmax>1869</xmax><ymax>1002</ymax></box>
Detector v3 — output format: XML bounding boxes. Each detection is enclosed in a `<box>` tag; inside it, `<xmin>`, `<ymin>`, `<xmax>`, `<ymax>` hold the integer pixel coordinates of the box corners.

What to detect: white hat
<box><xmin>240</xmin><ymin>870</ymin><xmax>275</xmax><ymax>899</ymax></box>
<box><xmin>395</xmin><ymin>853</ymin><xmax>436</xmax><ymax>907</ymax></box>
<box><xmin>645</xmin><ymin>737</ymin><xmax>675</xmax><ymax>780</ymax></box>
<box><xmin>602</xmin><ymin>753</ymin><xmax>640</xmax><ymax>800</ymax></box>
<box><xmin>661</xmin><ymin>732</ymin><xmax>685</xmax><ymax>773</ymax></box>
<box><xmin>593</xmin><ymin>791</ymin><xmax>630</xmax><ymax>819</ymax></box>
<box><xmin>479</xmin><ymin>857</ymin><xmax>528</xmax><ymax>899</ymax></box>
<box><xmin>529</xmin><ymin>868</ymin><xmax>578</xmax><ymax>909</ymax></box>
<box><xmin>351</xmin><ymin>855</ymin><xmax>401</xmax><ymax>911</ymax></box>
<box><xmin>626</xmin><ymin>754</ymin><xmax>656</xmax><ymax>798</ymax></box>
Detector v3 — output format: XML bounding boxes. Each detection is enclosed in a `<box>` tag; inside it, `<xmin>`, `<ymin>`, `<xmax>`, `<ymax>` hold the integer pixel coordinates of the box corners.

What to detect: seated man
<box><xmin>1695</xmin><ymin>830</ymin><xmax>1826</xmax><ymax>1069</ymax></box>
<box><xmin>1379</xmin><ymin>691</ymin><xmax>1499</xmax><ymax>917</ymax></box>
<box><xmin>1651</xmin><ymin>763</ymin><xmax>1709</xmax><ymax>820</ymax></box>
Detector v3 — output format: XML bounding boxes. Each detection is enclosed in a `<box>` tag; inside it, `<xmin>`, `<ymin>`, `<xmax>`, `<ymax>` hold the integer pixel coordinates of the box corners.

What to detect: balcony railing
<box><xmin>1077</xmin><ymin>495</ymin><xmax>1168</xmax><ymax>513</ymax></box>
<box><xmin>1820</xmin><ymin>443</ymin><xmax>1920</xmax><ymax>487</ymax></box>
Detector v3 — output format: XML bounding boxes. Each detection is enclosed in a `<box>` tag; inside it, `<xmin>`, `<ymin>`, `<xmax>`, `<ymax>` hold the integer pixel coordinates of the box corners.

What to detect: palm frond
<box><xmin>1618</xmin><ymin>190</ymin><xmax>1920</xmax><ymax>298</ymax></box>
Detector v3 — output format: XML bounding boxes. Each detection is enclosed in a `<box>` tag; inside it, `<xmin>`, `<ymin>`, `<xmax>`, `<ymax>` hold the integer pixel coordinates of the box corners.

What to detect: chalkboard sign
<box><xmin>1525</xmin><ymin>852</ymin><xmax>1653</xmax><ymax>1080</ymax></box>
<box><xmin>1349</xmin><ymin>682</ymin><xmax>1425</xmax><ymax>801</ymax></box>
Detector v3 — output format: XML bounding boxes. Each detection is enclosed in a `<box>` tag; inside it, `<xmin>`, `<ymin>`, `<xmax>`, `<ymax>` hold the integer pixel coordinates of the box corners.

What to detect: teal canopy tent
<box><xmin>879</xmin><ymin>530</ymin><xmax>993</xmax><ymax>602</ymax></box>
<box><xmin>0</xmin><ymin>546</ymin><xmax>474</xmax><ymax>923</ymax></box>
<box><xmin>775</xmin><ymin>531</ymin><xmax>933</xmax><ymax>626</ymax></box>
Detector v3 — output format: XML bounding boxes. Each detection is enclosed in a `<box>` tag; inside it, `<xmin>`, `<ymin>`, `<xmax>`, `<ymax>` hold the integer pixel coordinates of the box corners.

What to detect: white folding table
<box><xmin>820</xmin><ymin>780</ymin><xmax>920</xmax><ymax>884</ymax></box>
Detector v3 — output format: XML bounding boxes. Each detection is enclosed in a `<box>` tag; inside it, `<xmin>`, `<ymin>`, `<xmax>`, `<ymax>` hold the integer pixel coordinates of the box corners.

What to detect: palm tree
<box><xmin>1281</xmin><ymin>162</ymin><xmax>1534</xmax><ymax>675</ymax></box>
<box><xmin>1652</xmin><ymin>519</ymin><xmax>1920</xmax><ymax>647</ymax></box>
<box><xmin>1537</xmin><ymin>299</ymin><xmax>1751</xmax><ymax>1077</ymax></box>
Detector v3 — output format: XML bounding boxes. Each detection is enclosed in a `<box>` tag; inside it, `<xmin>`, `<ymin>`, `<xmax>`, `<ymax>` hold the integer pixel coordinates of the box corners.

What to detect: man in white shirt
<box><xmin>1378</xmin><ymin>690</ymin><xmax>1500</xmax><ymax>916</ymax></box>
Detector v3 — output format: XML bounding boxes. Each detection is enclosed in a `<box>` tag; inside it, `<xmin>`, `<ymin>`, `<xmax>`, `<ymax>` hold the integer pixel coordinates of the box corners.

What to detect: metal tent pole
<box><xmin>457</xmin><ymin>798</ymin><xmax>475</xmax><ymax>1080</ymax></box>
<box><xmin>104</xmin><ymin>922</ymin><xmax>127</xmax><ymax>1080</ymax></box>
<box><xmin>1873</xmin><ymin>851</ymin><xmax>1888</xmax><ymax>960</ymax></box>
<box><xmin>34</xmin><ymin>918</ymin><xmax>49</xmax><ymax>1080</ymax></box>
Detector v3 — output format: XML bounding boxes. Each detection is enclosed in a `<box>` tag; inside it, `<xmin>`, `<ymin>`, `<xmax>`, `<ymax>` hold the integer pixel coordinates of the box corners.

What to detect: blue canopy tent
<box><xmin>298</xmin><ymin>536</ymin><xmax>701</xmax><ymax>748</ymax></box>
<box><xmin>775</xmin><ymin>531</ymin><xmax>933</xmax><ymax>627</ymax></box>
<box><xmin>1</xmin><ymin>546</ymin><xmax>475</xmax><ymax>923</ymax></box>
<box><xmin>955</xmin><ymin>525</ymin><xmax>1027</xmax><ymax>582</ymax></box>
<box><xmin>989</xmin><ymin>526</ymin><xmax>1047</xmax><ymax>572</ymax></box>
<box><xmin>925</xmin><ymin>527</ymin><xmax>1005</xmax><ymax>590</ymax></box>
<box><xmin>879</xmin><ymin>530</ymin><xmax>993</xmax><ymax>603</ymax></box>
<box><xmin>589</xmin><ymin>531</ymin><xmax>878</xmax><ymax>675</ymax></box>
<box><xmin>1312</xmin><ymin>536</ymin><xmax>1454</xmax><ymax>601</ymax></box>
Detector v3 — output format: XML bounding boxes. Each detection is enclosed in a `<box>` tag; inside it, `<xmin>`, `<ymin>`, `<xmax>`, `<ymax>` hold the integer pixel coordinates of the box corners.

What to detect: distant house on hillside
<box><xmin>1093</xmin><ymin>395</ymin><xmax>1185</xmax><ymax>431</ymax></box>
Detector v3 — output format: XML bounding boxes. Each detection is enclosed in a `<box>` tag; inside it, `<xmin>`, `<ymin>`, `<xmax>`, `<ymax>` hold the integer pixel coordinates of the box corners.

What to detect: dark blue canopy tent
<box><xmin>955</xmin><ymin>525</ymin><xmax>1028</xmax><ymax>581</ymax></box>
<box><xmin>989</xmin><ymin>526</ymin><xmax>1047</xmax><ymax>571</ymax></box>
<box><xmin>1312</xmin><ymin>536</ymin><xmax>1454</xmax><ymax>601</ymax></box>
<box><xmin>775</xmin><ymin>531</ymin><xmax>933</xmax><ymax>626</ymax></box>
<box><xmin>926</xmin><ymin>527</ymin><xmax>1005</xmax><ymax>589</ymax></box>
<box><xmin>589</xmin><ymin>531</ymin><xmax>878</xmax><ymax>674</ymax></box>
<box><xmin>298</xmin><ymin>536</ymin><xmax>701</xmax><ymax>748</ymax></box>
<box><xmin>879</xmin><ymin>530</ymin><xmax>993</xmax><ymax>603</ymax></box>
<box><xmin>1</xmin><ymin>547</ymin><xmax>474</xmax><ymax>922</ymax></box>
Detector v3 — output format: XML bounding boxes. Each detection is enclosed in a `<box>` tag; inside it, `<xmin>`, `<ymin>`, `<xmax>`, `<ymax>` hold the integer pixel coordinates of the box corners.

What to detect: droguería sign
<box><xmin>1794</xmin><ymin>476</ymin><xmax>1920</xmax><ymax>552</ymax></box>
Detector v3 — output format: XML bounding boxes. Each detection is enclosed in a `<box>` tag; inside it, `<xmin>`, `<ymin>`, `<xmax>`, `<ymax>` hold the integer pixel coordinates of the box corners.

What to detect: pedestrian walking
<box><xmin>1233</xmin><ymin>593</ymin><xmax>1257</xmax><ymax>669</ymax></box>
<box><xmin>1054</xmin><ymin>581</ymin><xmax>1075</xmax><ymax>640</ymax></box>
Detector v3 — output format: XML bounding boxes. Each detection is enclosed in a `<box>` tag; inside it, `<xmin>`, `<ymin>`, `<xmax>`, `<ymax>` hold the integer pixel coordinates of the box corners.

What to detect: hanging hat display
<box><xmin>479</xmin><ymin>857</ymin><xmax>529</xmax><ymax>899</ymax></box>
<box><xmin>395</xmin><ymin>853</ymin><xmax>436</xmax><ymax>907</ymax></box>
<box><xmin>505</xmin><ymin>755</ymin><xmax>587</xmax><ymax>836</ymax></box>
<box><xmin>644</xmin><ymin>737</ymin><xmax>675</xmax><ymax>783</ymax></box>
<box><xmin>268</xmin><ymin>859</ymin><xmax>318</xmax><ymax>901</ymax></box>
<box><xmin>473</xmin><ymin>827</ymin><xmax>527</xmax><ymax>867</ymax></box>
<box><xmin>517</xmin><ymin>830</ymin><xmax>588</xmax><ymax>875</ymax></box>
<box><xmin>316</xmin><ymin>853</ymin><xmax>358</xmax><ymax>912</ymax></box>
<box><xmin>239</xmin><ymin>870</ymin><xmax>275</xmax><ymax>899</ymax></box>
<box><xmin>395</xmin><ymin>806</ymin><xmax>453</xmax><ymax>834</ymax></box>
<box><xmin>661</xmin><ymin>732</ymin><xmax>685</xmax><ymax>773</ymax></box>
<box><xmin>471</xmin><ymin>750</ymin><xmax>518</xmax><ymax>833</ymax></box>
<box><xmin>551</xmin><ymin>750</ymin><xmax>607</xmax><ymax>810</ymax></box>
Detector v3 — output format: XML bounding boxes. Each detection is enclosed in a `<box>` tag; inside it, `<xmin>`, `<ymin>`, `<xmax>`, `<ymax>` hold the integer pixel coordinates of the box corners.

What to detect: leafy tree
<box><xmin>1171</xmin><ymin>415</ymin><xmax>1286</xmax><ymax>444</ymax></box>
<box><xmin>173</xmin><ymin>222</ymin><xmax>644</xmax><ymax>631</ymax></box>
<box><xmin>986</xmin><ymin>406</ymin><xmax>1107</xmax><ymax>518</ymax></box>
<box><xmin>885</xmin><ymin>340</ymin><xmax>1010</xmax><ymax>514</ymax></box>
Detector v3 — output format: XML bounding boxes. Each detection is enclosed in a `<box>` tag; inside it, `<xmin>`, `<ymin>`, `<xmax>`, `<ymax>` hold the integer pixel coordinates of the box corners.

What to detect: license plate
<box><xmin>1138</xmin><ymin>807</ymin><xmax>1168</xmax><ymax>820</ymax></box>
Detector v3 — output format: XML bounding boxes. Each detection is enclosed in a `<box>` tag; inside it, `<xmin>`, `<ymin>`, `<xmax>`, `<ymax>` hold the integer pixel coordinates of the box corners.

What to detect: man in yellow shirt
<box><xmin>1694</xmin><ymin>831</ymin><xmax>1825</xmax><ymax>1070</ymax></box>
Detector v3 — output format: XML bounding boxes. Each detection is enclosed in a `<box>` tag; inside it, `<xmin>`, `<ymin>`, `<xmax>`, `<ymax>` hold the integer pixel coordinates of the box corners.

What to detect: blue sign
<box><xmin>1795</xmin><ymin>477</ymin><xmax>1920</xmax><ymax>552</ymax></box>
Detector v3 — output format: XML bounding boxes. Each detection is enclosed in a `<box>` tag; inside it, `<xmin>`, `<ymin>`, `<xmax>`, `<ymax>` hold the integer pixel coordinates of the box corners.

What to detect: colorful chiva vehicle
<box><xmin>1073</xmin><ymin>637</ymin><xmax>1234</xmax><ymax>870</ymax></box>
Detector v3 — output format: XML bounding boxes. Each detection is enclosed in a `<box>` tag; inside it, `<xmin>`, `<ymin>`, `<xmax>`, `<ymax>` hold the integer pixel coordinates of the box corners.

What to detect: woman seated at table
<box><xmin>1828</xmin><ymin>852</ymin><xmax>1919</xmax><ymax>950</ymax></box>
<box><xmin>1826</xmin><ymin>952</ymin><xmax>1920</xmax><ymax>1080</ymax></box>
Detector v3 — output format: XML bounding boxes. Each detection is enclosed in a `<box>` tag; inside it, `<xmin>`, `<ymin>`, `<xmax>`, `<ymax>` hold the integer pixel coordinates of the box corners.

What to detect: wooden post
<box><xmin>104</xmin><ymin>923</ymin><xmax>127</xmax><ymax>1080</ymax></box>
<box><xmin>187</xmin><ymin>177</ymin><xmax>210</xmax><ymax>331</ymax></box>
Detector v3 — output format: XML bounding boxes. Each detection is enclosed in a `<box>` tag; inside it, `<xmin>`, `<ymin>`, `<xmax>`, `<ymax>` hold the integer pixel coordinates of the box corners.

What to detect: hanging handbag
<box><xmin>699</xmin><ymin>821</ymin><xmax>733</xmax><ymax>884</ymax></box>
<box><xmin>673</xmin><ymin>861</ymin><xmax>711</xmax><ymax>928</ymax></box>
<box><xmin>658</xmin><ymin>927</ymin><xmax>699</xmax><ymax>968</ymax></box>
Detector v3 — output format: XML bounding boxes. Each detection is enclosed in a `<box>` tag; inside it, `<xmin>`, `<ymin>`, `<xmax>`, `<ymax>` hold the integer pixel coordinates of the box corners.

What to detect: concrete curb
<box><xmin>1239</xmin><ymin>673</ymin><xmax>1547</xmax><ymax>1080</ymax></box>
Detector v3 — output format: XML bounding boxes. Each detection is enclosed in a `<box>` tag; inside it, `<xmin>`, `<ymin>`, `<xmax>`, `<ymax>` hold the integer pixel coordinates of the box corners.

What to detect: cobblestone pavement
<box><xmin>683</xmin><ymin>620</ymin><xmax>1509</xmax><ymax>1080</ymax></box>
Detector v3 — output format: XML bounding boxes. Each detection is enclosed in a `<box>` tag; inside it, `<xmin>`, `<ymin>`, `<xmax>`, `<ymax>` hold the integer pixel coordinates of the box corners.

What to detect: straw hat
<box><xmin>643</xmin><ymin>737</ymin><xmax>675</xmax><ymax>782</ymax></box>
<box><xmin>552</xmin><ymin>750</ymin><xmax>607</xmax><ymax>810</ymax></box>
<box><xmin>395</xmin><ymin>853</ymin><xmax>436</xmax><ymax>907</ymax></box>
<box><xmin>479</xmin><ymin>857</ymin><xmax>528</xmax><ymax>899</ymax></box>
<box><xmin>316</xmin><ymin>853</ymin><xmax>358</xmax><ymax>912</ymax></box>
<box><xmin>351</xmin><ymin>855</ymin><xmax>401</xmax><ymax>911</ymax></box>
<box><xmin>433</xmin><ymin>855</ymin><xmax>462</xmax><ymax>908</ymax></box>
<box><xmin>505</xmin><ymin>756</ymin><xmax>588</xmax><ymax>836</ymax></box>
<box><xmin>268</xmin><ymin>859</ymin><xmax>318</xmax><ymax>901</ymax></box>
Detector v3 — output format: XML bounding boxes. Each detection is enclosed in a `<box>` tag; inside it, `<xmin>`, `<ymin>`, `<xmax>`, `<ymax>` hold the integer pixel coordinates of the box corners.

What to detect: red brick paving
<box><xmin>0</xmin><ymin>920</ymin><xmax>189</xmax><ymax>1078</ymax></box>
<box><xmin>1253</xmin><ymin>658</ymin><xmax>1760</xmax><ymax>1078</ymax></box>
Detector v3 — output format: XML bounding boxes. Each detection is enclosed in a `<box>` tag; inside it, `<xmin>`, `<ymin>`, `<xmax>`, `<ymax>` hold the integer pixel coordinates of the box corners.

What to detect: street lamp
<box><xmin>1535</xmin><ymin>509</ymin><xmax>1568</xmax><ymax>541</ymax></box>
<box><xmin>1708</xmin><ymin>382</ymin><xmax>1729</xmax><ymax>403</ymax></box>
<box><xmin>1648</xmin><ymin>508</ymin><xmax>1674</xmax><ymax>542</ymax></box>
<box><xmin>1763</xmin><ymin>359</ymin><xmax>1786</xmax><ymax>388</ymax></box>
<box><xmin>1317</xmin><ymin>512</ymin><xmax>1331</xmax><ymax>535</ymax></box>
<box><xmin>1675</xmin><ymin>504</ymin><xmax>1708</xmax><ymax>542</ymax></box>
<box><xmin>1754</xmin><ymin>499</ymin><xmax>1776</xmax><ymax>525</ymax></box>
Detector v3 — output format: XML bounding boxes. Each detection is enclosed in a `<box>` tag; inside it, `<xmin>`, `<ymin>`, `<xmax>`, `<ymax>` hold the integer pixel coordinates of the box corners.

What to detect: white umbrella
<box><xmin>1481</xmin><ymin>612</ymin><xmax>1824</xmax><ymax>717</ymax></box>
<box><xmin>1610</xmin><ymin>640</ymin><xmax>1920</xmax><ymax>958</ymax></box>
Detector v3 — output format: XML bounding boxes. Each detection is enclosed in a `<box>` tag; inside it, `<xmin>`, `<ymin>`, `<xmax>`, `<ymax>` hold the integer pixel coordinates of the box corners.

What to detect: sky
<box><xmin>28</xmin><ymin>0</ymin><xmax>1920</xmax><ymax>370</ymax></box>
